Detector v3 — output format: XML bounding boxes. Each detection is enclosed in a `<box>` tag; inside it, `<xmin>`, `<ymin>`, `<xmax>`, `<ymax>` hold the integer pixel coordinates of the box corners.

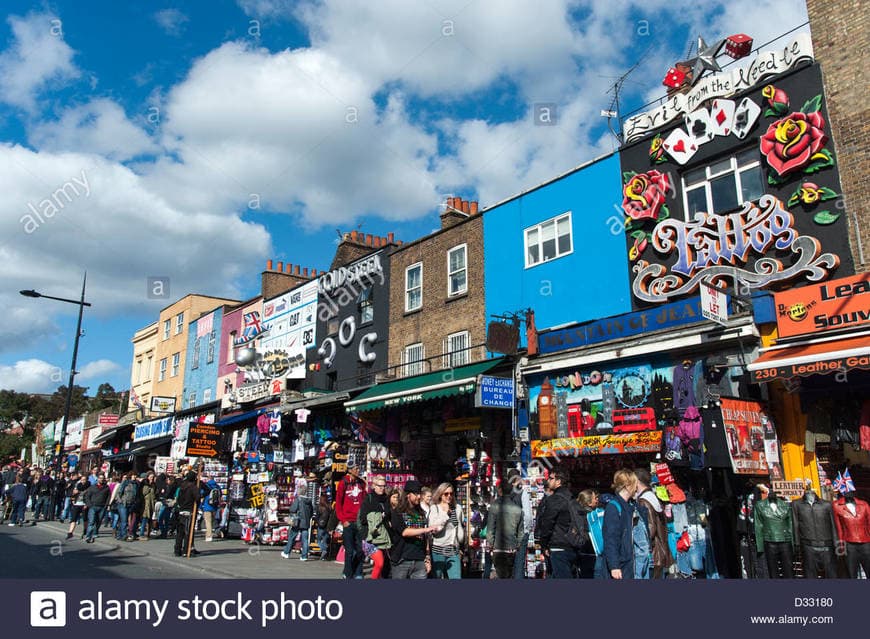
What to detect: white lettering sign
<box><xmin>623</xmin><ymin>34</ymin><xmax>814</xmax><ymax>143</ymax></box>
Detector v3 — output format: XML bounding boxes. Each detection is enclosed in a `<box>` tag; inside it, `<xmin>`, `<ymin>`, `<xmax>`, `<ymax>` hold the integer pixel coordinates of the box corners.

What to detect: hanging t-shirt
<box><xmin>295</xmin><ymin>408</ymin><xmax>311</xmax><ymax>424</ymax></box>
<box><xmin>293</xmin><ymin>439</ymin><xmax>305</xmax><ymax>462</ymax></box>
<box><xmin>269</xmin><ymin>410</ymin><xmax>281</xmax><ymax>435</ymax></box>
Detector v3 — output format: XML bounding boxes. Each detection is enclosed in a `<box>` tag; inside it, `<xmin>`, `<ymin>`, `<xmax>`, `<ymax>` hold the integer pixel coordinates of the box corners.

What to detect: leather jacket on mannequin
<box><xmin>792</xmin><ymin>489</ymin><xmax>838</xmax><ymax>578</ymax></box>
<box><xmin>833</xmin><ymin>494</ymin><xmax>870</xmax><ymax>579</ymax></box>
<box><xmin>754</xmin><ymin>495</ymin><xmax>794</xmax><ymax>547</ymax></box>
<box><xmin>833</xmin><ymin>495</ymin><xmax>870</xmax><ymax>543</ymax></box>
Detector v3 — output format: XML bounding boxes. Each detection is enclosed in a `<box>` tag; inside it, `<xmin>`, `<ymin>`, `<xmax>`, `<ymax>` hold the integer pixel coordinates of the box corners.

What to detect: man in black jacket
<box><xmin>537</xmin><ymin>468</ymin><xmax>580</xmax><ymax>579</ymax></box>
<box><xmin>83</xmin><ymin>474</ymin><xmax>111</xmax><ymax>543</ymax></box>
<box><xmin>175</xmin><ymin>471</ymin><xmax>201</xmax><ymax>557</ymax></box>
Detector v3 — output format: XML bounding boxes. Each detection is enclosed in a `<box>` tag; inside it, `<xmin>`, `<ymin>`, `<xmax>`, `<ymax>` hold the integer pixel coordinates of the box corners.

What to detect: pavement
<box><xmin>0</xmin><ymin>517</ymin><xmax>346</xmax><ymax>579</ymax></box>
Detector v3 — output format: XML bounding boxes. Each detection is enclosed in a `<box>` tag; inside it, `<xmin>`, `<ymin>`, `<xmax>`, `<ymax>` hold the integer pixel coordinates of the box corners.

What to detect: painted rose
<box><xmin>759</xmin><ymin>111</ymin><xmax>828</xmax><ymax>177</ymax></box>
<box><xmin>649</xmin><ymin>134</ymin><xmax>666</xmax><ymax>164</ymax></box>
<box><xmin>797</xmin><ymin>182</ymin><xmax>821</xmax><ymax>204</ymax></box>
<box><xmin>622</xmin><ymin>170</ymin><xmax>670</xmax><ymax>221</ymax></box>
<box><xmin>761</xmin><ymin>84</ymin><xmax>789</xmax><ymax>115</ymax></box>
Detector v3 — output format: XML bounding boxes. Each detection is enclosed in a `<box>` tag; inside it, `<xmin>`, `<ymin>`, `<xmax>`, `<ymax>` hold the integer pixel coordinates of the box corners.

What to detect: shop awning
<box><xmin>748</xmin><ymin>333</ymin><xmax>870</xmax><ymax>382</ymax></box>
<box><xmin>90</xmin><ymin>424</ymin><xmax>133</xmax><ymax>445</ymax></box>
<box><xmin>215</xmin><ymin>404</ymin><xmax>278</xmax><ymax>427</ymax></box>
<box><xmin>345</xmin><ymin>358</ymin><xmax>506</xmax><ymax>413</ymax></box>
<box><xmin>127</xmin><ymin>435</ymin><xmax>173</xmax><ymax>457</ymax></box>
<box><xmin>282</xmin><ymin>391</ymin><xmax>351</xmax><ymax>414</ymax></box>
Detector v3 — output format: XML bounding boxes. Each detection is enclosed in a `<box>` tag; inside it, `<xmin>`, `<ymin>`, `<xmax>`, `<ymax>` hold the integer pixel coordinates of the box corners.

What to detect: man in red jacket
<box><xmin>336</xmin><ymin>461</ymin><xmax>366</xmax><ymax>578</ymax></box>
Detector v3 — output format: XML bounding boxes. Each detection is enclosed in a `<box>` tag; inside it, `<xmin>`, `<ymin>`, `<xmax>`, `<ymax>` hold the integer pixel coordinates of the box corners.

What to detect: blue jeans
<box><xmin>633</xmin><ymin>522</ymin><xmax>651</xmax><ymax>580</ymax></box>
<box><xmin>86</xmin><ymin>506</ymin><xmax>106</xmax><ymax>540</ymax></box>
<box><xmin>513</xmin><ymin>533</ymin><xmax>530</xmax><ymax>578</ymax></box>
<box><xmin>60</xmin><ymin>497</ymin><xmax>71</xmax><ymax>520</ymax></box>
<box><xmin>158</xmin><ymin>503</ymin><xmax>172</xmax><ymax>535</ymax></box>
<box><xmin>115</xmin><ymin>504</ymin><xmax>129</xmax><ymax>538</ymax></box>
<box><xmin>431</xmin><ymin>551</ymin><xmax>462</xmax><ymax>579</ymax></box>
<box><xmin>318</xmin><ymin>528</ymin><xmax>330</xmax><ymax>558</ymax></box>
<box><xmin>676</xmin><ymin>525</ymin><xmax>712</xmax><ymax>576</ymax></box>
<box><xmin>283</xmin><ymin>528</ymin><xmax>310</xmax><ymax>559</ymax></box>
<box><xmin>11</xmin><ymin>500</ymin><xmax>27</xmax><ymax>525</ymax></box>
<box><xmin>593</xmin><ymin>554</ymin><xmax>608</xmax><ymax>579</ymax></box>
<box><xmin>33</xmin><ymin>495</ymin><xmax>51</xmax><ymax>520</ymax></box>
<box><xmin>549</xmin><ymin>547</ymin><xmax>580</xmax><ymax>579</ymax></box>
<box><xmin>342</xmin><ymin>522</ymin><xmax>363</xmax><ymax>578</ymax></box>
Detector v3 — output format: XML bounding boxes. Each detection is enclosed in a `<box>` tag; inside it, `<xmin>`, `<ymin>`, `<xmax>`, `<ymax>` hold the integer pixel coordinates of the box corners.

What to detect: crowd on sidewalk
<box><xmin>1</xmin><ymin>462</ymin><xmax>222</xmax><ymax>558</ymax></box>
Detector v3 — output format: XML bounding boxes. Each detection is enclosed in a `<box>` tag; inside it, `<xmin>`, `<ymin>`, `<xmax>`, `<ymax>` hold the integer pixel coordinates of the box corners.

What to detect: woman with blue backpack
<box><xmin>603</xmin><ymin>469</ymin><xmax>638</xmax><ymax>579</ymax></box>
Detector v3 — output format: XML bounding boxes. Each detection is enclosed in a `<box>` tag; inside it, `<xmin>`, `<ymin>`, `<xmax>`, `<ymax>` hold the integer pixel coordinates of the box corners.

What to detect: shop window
<box><xmin>159</xmin><ymin>358</ymin><xmax>167</xmax><ymax>382</ymax></box>
<box><xmin>206</xmin><ymin>330</ymin><xmax>216</xmax><ymax>363</ymax></box>
<box><xmin>683</xmin><ymin>148</ymin><xmax>764</xmax><ymax>219</ymax></box>
<box><xmin>203</xmin><ymin>388</ymin><xmax>212</xmax><ymax>403</ymax></box>
<box><xmin>192</xmin><ymin>338</ymin><xmax>201</xmax><ymax>370</ymax></box>
<box><xmin>358</xmin><ymin>286</ymin><xmax>374</xmax><ymax>324</ymax></box>
<box><xmin>443</xmin><ymin>331</ymin><xmax>470</xmax><ymax>368</ymax></box>
<box><xmin>171</xmin><ymin>352</ymin><xmax>180</xmax><ymax>377</ymax></box>
<box><xmin>447</xmin><ymin>244</ymin><xmax>467</xmax><ymax>296</ymax></box>
<box><xmin>403</xmin><ymin>343</ymin><xmax>425</xmax><ymax>377</ymax></box>
<box><xmin>163</xmin><ymin>319</ymin><xmax>170</xmax><ymax>340</ymax></box>
<box><xmin>175</xmin><ymin>312</ymin><xmax>184</xmax><ymax>335</ymax></box>
<box><xmin>405</xmin><ymin>263</ymin><xmax>423</xmax><ymax>312</ymax></box>
<box><xmin>525</xmin><ymin>212</ymin><xmax>572</xmax><ymax>268</ymax></box>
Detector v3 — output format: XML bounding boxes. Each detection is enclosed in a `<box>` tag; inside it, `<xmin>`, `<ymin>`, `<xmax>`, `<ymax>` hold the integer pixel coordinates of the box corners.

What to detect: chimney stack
<box><xmin>276</xmin><ymin>261</ymin><xmax>284</xmax><ymax>272</ymax></box>
<box><xmin>302</xmin><ymin>267</ymin><xmax>309</xmax><ymax>277</ymax></box>
<box><xmin>470</xmin><ymin>201</ymin><xmax>479</xmax><ymax>215</ymax></box>
<box><xmin>294</xmin><ymin>265</ymin><xmax>301</xmax><ymax>276</ymax></box>
<box><xmin>387</xmin><ymin>232</ymin><xmax>395</xmax><ymax>244</ymax></box>
<box><xmin>266</xmin><ymin>259</ymin><xmax>273</xmax><ymax>270</ymax></box>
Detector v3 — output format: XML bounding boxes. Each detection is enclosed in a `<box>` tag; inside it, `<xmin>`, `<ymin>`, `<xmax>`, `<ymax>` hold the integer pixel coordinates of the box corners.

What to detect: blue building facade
<box><xmin>182</xmin><ymin>306</ymin><xmax>225</xmax><ymax>409</ymax></box>
<box><xmin>483</xmin><ymin>152</ymin><xmax>631</xmax><ymax>339</ymax></box>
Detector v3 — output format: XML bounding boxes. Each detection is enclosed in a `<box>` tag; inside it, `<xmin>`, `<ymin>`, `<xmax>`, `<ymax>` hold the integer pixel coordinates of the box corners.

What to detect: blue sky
<box><xmin>0</xmin><ymin>0</ymin><xmax>808</xmax><ymax>395</ymax></box>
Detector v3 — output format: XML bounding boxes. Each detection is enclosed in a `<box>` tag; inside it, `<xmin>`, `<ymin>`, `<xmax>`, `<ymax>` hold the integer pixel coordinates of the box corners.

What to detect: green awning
<box><xmin>345</xmin><ymin>358</ymin><xmax>506</xmax><ymax>413</ymax></box>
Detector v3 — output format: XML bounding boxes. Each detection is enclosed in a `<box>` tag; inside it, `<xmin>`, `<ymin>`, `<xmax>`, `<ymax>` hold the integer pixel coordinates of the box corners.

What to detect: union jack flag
<box><xmin>130</xmin><ymin>388</ymin><xmax>143</xmax><ymax>409</ymax></box>
<box><xmin>834</xmin><ymin>469</ymin><xmax>856</xmax><ymax>494</ymax></box>
<box><xmin>234</xmin><ymin>311</ymin><xmax>267</xmax><ymax>345</ymax></box>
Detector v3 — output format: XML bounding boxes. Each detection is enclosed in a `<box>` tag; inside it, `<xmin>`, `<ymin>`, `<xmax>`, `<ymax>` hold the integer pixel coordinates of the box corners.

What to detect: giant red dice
<box><xmin>662</xmin><ymin>66</ymin><xmax>687</xmax><ymax>88</ymax></box>
<box><xmin>724</xmin><ymin>33</ymin><xmax>753</xmax><ymax>59</ymax></box>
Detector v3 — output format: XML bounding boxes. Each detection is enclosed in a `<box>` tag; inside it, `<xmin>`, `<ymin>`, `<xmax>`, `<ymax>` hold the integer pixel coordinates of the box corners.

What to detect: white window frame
<box><xmin>443</xmin><ymin>331</ymin><xmax>470</xmax><ymax>369</ymax></box>
<box><xmin>135</xmin><ymin>359</ymin><xmax>142</xmax><ymax>384</ymax></box>
<box><xmin>146</xmin><ymin>355</ymin><xmax>153</xmax><ymax>381</ymax></box>
<box><xmin>203</xmin><ymin>388</ymin><xmax>212</xmax><ymax>404</ymax></box>
<box><xmin>403</xmin><ymin>343</ymin><xmax>425</xmax><ymax>377</ymax></box>
<box><xmin>171</xmin><ymin>352</ymin><xmax>180</xmax><ymax>377</ymax></box>
<box><xmin>175</xmin><ymin>312</ymin><xmax>184</xmax><ymax>335</ymax></box>
<box><xmin>682</xmin><ymin>149</ymin><xmax>763</xmax><ymax>220</ymax></box>
<box><xmin>207</xmin><ymin>330</ymin><xmax>216</xmax><ymax>363</ymax></box>
<box><xmin>358</xmin><ymin>285</ymin><xmax>374</xmax><ymax>324</ymax></box>
<box><xmin>188</xmin><ymin>391</ymin><xmax>197</xmax><ymax>409</ymax></box>
<box><xmin>158</xmin><ymin>358</ymin><xmax>167</xmax><ymax>382</ymax></box>
<box><xmin>162</xmin><ymin>319</ymin><xmax>171</xmax><ymax>340</ymax></box>
<box><xmin>447</xmin><ymin>244</ymin><xmax>468</xmax><ymax>297</ymax></box>
<box><xmin>524</xmin><ymin>211</ymin><xmax>573</xmax><ymax>268</ymax></box>
<box><xmin>192</xmin><ymin>337</ymin><xmax>201</xmax><ymax>370</ymax></box>
<box><xmin>405</xmin><ymin>263</ymin><xmax>423</xmax><ymax>312</ymax></box>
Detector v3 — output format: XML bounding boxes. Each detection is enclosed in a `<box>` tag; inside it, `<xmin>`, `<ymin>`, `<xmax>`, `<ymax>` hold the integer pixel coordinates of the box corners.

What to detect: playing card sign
<box><xmin>732</xmin><ymin>97</ymin><xmax>762</xmax><ymax>139</ymax></box>
<box><xmin>709</xmin><ymin>99</ymin><xmax>735</xmax><ymax>137</ymax></box>
<box><xmin>662</xmin><ymin>128</ymin><xmax>698</xmax><ymax>165</ymax></box>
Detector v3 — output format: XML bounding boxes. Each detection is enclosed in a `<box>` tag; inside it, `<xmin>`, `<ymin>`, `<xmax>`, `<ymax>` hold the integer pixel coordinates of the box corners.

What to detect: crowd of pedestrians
<box><xmin>1</xmin><ymin>462</ymin><xmax>211</xmax><ymax>557</ymax></box>
<box><xmin>4</xmin><ymin>459</ymin><xmax>670</xmax><ymax>579</ymax></box>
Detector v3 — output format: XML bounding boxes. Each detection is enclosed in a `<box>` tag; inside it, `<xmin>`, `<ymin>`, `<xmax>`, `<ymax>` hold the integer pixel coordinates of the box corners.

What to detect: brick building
<box><xmin>806</xmin><ymin>0</ymin><xmax>869</xmax><ymax>272</ymax></box>
<box><xmin>387</xmin><ymin>197</ymin><xmax>487</xmax><ymax>378</ymax></box>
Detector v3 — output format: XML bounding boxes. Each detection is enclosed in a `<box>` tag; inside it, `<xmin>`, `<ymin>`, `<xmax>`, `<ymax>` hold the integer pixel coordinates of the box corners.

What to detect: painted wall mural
<box><xmin>619</xmin><ymin>62</ymin><xmax>854</xmax><ymax>308</ymax></box>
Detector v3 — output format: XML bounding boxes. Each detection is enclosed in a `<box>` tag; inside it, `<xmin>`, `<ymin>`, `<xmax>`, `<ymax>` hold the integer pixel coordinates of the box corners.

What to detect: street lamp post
<box><xmin>20</xmin><ymin>273</ymin><xmax>91</xmax><ymax>469</ymax></box>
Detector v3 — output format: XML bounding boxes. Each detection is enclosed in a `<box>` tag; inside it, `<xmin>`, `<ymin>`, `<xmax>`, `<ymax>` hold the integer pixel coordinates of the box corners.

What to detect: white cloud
<box><xmin>144</xmin><ymin>42</ymin><xmax>441</xmax><ymax>227</ymax></box>
<box><xmin>77</xmin><ymin>359</ymin><xmax>121</xmax><ymax>381</ymax></box>
<box><xmin>236</xmin><ymin>0</ymin><xmax>296</xmax><ymax>19</ymax></box>
<box><xmin>0</xmin><ymin>359</ymin><xmax>61</xmax><ymax>393</ymax></box>
<box><xmin>29</xmin><ymin>99</ymin><xmax>158</xmax><ymax>161</ymax></box>
<box><xmin>0</xmin><ymin>12</ymin><xmax>79</xmax><ymax>111</ymax></box>
<box><xmin>0</xmin><ymin>144</ymin><xmax>270</xmax><ymax>351</ymax></box>
<box><xmin>154</xmin><ymin>8</ymin><xmax>189</xmax><ymax>37</ymax></box>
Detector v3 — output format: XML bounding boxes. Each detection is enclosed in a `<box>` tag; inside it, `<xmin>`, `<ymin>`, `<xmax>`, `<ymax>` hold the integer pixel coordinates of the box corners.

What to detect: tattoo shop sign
<box><xmin>632</xmin><ymin>195</ymin><xmax>839</xmax><ymax>304</ymax></box>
